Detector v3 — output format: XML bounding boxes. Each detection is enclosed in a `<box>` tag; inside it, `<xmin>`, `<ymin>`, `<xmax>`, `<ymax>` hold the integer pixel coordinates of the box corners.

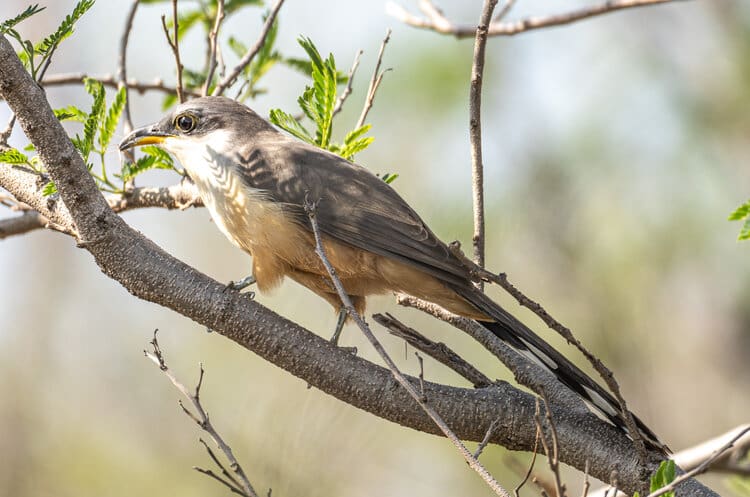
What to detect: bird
<box><xmin>119</xmin><ymin>96</ymin><xmax>668</xmax><ymax>454</ymax></box>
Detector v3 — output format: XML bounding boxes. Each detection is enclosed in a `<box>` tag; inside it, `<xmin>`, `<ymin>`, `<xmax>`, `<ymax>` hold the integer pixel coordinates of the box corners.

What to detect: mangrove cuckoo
<box><xmin>119</xmin><ymin>96</ymin><xmax>667</xmax><ymax>453</ymax></box>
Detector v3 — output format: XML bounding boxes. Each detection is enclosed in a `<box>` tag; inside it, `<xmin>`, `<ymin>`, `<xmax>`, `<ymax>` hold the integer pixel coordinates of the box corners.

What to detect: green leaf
<box><xmin>297</xmin><ymin>37</ymin><xmax>338</xmax><ymax>147</ymax></box>
<box><xmin>82</xmin><ymin>78</ymin><xmax>106</xmax><ymax>159</ymax></box>
<box><xmin>380</xmin><ymin>173</ymin><xmax>399</xmax><ymax>184</ymax></box>
<box><xmin>649</xmin><ymin>460</ymin><xmax>676</xmax><ymax>497</ymax></box>
<box><xmin>37</xmin><ymin>0</ymin><xmax>95</xmax><ymax>57</ymax></box>
<box><xmin>339</xmin><ymin>124</ymin><xmax>374</xmax><ymax>160</ymax></box>
<box><xmin>54</xmin><ymin>105</ymin><xmax>87</xmax><ymax>123</ymax></box>
<box><xmin>99</xmin><ymin>86</ymin><xmax>127</xmax><ymax>151</ymax></box>
<box><xmin>119</xmin><ymin>147</ymin><xmax>174</xmax><ymax>181</ymax></box>
<box><xmin>141</xmin><ymin>145</ymin><xmax>174</xmax><ymax>169</ymax></box>
<box><xmin>739</xmin><ymin>219</ymin><xmax>750</xmax><ymax>241</ymax></box>
<box><xmin>269</xmin><ymin>109</ymin><xmax>314</xmax><ymax>144</ymax></box>
<box><xmin>729</xmin><ymin>200</ymin><xmax>750</xmax><ymax>221</ymax></box>
<box><xmin>0</xmin><ymin>148</ymin><xmax>30</xmax><ymax>165</ymax></box>
<box><xmin>42</xmin><ymin>180</ymin><xmax>57</xmax><ymax>196</ymax></box>
<box><xmin>0</xmin><ymin>4</ymin><xmax>45</xmax><ymax>35</ymax></box>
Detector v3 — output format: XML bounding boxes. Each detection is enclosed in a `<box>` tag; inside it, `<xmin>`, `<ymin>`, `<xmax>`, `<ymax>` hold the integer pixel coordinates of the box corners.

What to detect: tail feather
<box><xmin>452</xmin><ymin>284</ymin><xmax>669</xmax><ymax>454</ymax></box>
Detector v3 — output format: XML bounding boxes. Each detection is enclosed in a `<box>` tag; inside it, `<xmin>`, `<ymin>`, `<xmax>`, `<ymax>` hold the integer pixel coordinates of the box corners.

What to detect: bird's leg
<box><xmin>207</xmin><ymin>274</ymin><xmax>257</xmax><ymax>333</ymax></box>
<box><xmin>329</xmin><ymin>307</ymin><xmax>348</xmax><ymax>345</ymax></box>
<box><xmin>329</xmin><ymin>308</ymin><xmax>357</xmax><ymax>355</ymax></box>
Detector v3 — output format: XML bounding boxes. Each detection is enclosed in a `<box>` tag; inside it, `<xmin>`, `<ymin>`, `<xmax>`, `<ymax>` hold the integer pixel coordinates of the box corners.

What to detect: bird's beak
<box><xmin>119</xmin><ymin>124</ymin><xmax>172</xmax><ymax>151</ymax></box>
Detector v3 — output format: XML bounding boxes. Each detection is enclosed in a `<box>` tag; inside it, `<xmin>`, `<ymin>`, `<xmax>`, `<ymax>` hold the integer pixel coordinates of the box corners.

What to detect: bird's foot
<box><xmin>329</xmin><ymin>308</ymin><xmax>357</xmax><ymax>354</ymax></box>
<box><xmin>207</xmin><ymin>275</ymin><xmax>257</xmax><ymax>333</ymax></box>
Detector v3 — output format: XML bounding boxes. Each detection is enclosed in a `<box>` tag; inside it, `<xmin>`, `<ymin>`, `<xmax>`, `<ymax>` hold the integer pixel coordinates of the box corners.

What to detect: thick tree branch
<box><xmin>0</xmin><ymin>35</ymin><xmax>718</xmax><ymax>496</ymax></box>
<box><xmin>387</xmin><ymin>0</ymin><xmax>684</xmax><ymax>39</ymax></box>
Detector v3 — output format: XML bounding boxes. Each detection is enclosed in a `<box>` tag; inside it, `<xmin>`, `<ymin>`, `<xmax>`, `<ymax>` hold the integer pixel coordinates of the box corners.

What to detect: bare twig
<box><xmin>0</xmin><ymin>115</ymin><xmax>16</xmax><ymax>147</ymax></box>
<box><xmin>494</xmin><ymin>0</ymin><xmax>518</xmax><ymax>22</ymax></box>
<box><xmin>373</xmin><ymin>312</ymin><xmax>492</xmax><ymax>388</ymax></box>
<box><xmin>304</xmin><ymin>197</ymin><xmax>511</xmax><ymax>497</ymax></box>
<box><xmin>581</xmin><ymin>460</ymin><xmax>591</xmax><ymax>497</ymax></box>
<box><xmin>448</xmin><ymin>241</ymin><xmax>652</xmax><ymax>458</ymax></box>
<box><xmin>512</xmin><ymin>427</ymin><xmax>541</xmax><ymax>497</ymax></box>
<box><xmin>468</xmin><ymin>0</ymin><xmax>497</xmax><ymax>272</ymax></box>
<box><xmin>203</xmin><ymin>0</ymin><xmax>226</xmax><ymax>96</ymax></box>
<box><xmin>538</xmin><ymin>394</ymin><xmax>565</xmax><ymax>497</ymax></box>
<box><xmin>161</xmin><ymin>0</ymin><xmax>185</xmax><ymax>103</ymax></box>
<box><xmin>213</xmin><ymin>0</ymin><xmax>285</xmax><ymax>96</ymax></box>
<box><xmin>0</xmin><ymin>182</ymin><xmax>203</xmax><ymax>239</ymax></box>
<box><xmin>41</xmin><ymin>72</ymin><xmax>201</xmax><ymax>97</ymax></box>
<box><xmin>387</xmin><ymin>0</ymin><xmax>683</xmax><ymax>38</ymax></box>
<box><xmin>356</xmin><ymin>29</ymin><xmax>392</xmax><ymax>129</ymax></box>
<box><xmin>474</xmin><ymin>417</ymin><xmax>502</xmax><ymax>459</ymax></box>
<box><xmin>331</xmin><ymin>49</ymin><xmax>363</xmax><ymax>118</ymax></box>
<box><xmin>144</xmin><ymin>331</ymin><xmax>258</xmax><ymax>497</ymax></box>
<box><xmin>647</xmin><ymin>426</ymin><xmax>750</xmax><ymax>497</ymax></box>
<box><xmin>117</xmin><ymin>0</ymin><xmax>141</xmax><ymax>132</ymax></box>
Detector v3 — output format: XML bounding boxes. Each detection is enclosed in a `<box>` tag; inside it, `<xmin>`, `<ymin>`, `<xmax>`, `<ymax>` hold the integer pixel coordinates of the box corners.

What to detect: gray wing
<box><xmin>234</xmin><ymin>134</ymin><xmax>470</xmax><ymax>286</ymax></box>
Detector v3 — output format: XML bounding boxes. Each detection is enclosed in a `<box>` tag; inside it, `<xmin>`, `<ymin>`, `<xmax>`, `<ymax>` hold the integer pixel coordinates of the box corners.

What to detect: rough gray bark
<box><xmin>0</xmin><ymin>35</ymin><xmax>717</xmax><ymax>496</ymax></box>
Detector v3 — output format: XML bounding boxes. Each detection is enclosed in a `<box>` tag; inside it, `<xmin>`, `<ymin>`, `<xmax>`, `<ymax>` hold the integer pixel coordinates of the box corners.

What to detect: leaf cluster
<box><xmin>269</xmin><ymin>37</ymin><xmax>374</xmax><ymax>162</ymax></box>
<box><xmin>2</xmin><ymin>1</ymin><xmax>95</xmax><ymax>81</ymax></box>
<box><xmin>729</xmin><ymin>200</ymin><xmax>750</xmax><ymax>241</ymax></box>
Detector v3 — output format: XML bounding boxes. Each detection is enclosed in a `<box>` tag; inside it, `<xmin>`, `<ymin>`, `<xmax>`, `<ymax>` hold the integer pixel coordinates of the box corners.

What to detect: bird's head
<box><xmin>118</xmin><ymin>96</ymin><xmax>275</xmax><ymax>162</ymax></box>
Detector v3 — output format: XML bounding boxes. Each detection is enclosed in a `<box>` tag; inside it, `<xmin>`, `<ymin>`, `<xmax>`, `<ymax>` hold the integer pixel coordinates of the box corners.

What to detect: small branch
<box><xmin>647</xmin><ymin>426</ymin><xmax>750</xmax><ymax>497</ymax></box>
<box><xmin>474</xmin><ymin>416</ymin><xmax>502</xmax><ymax>459</ymax></box>
<box><xmin>213</xmin><ymin>0</ymin><xmax>285</xmax><ymax>96</ymax></box>
<box><xmin>493</xmin><ymin>0</ymin><xmax>517</xmax><ymax>22</ymax></box>
<box><xmin>0</xmin><ymin>182</ymin><xmax>203</xmax><ymax>239</ymax></box>
<box><xmin>536</xmin><ymin>395</ymin><xmax>565</xmax><ymax>497</ymax></box>
<box><xmin>161</xmin><ymin>0</ymin><xmax>185</xmax><ymax>103</ymax></box>
<box><xmin>0</xmin><ymin>210</ymin><xmax>47</xmax><ymax>239</ymax></box>
<box><xmin>387</xmin><ymin>0</ymin><xmax>683</xmax><ymax>38</ymax></box>
<box><xmin>303</xmin><ymin>197</ymin><xmax>511</xmax><ymax>497</ymax></box>
<box><xmin>373</xmin><ymin>312</ymin><xmax>492</xmax><ymax>388</ymax></box>
<box><xmin>449</xmin><ymin>242</ymin><xmax>652</xmax><ymax>457</ymax></box>
<box><xmin>511</xmin><ymin>427</ymin><xmax>541</xmax><ymax>497</ymax></box>
<box><xmin>145</xmin><ymin>331</ymin><xmax>258</xmax><ymax>497</ymax></box>
<box><xmin>331</xmin><ymin>49</ymin><xmax>363</xmax><ymax>118</ymax></box>
<box><xmin>41</xmin><ymin>72</ymin><xmax>201</xmax><ymax>97</ymax></box>
<box><xmin>468</xmin><ymin>0</ymin><xmax>497</xmax><ymax>272</ymax></box>
<box><xmin>117</xmin><ymin>0</ymin><xmax>141</xmax><ymax>133</ymax></box>
<box><xmin>203</xmin><ymin>0</ymin><xmax>226</xmax><ymax>96</ymax></box>
<box><xmin>0</xmin><ymin>114</ymin><xmax>16</xmax><ymax>147</ymax></box>
<box><xmin>355</xmin><ymin>29</ymin><xmax>392</xmax><ymax>129</ymax></box>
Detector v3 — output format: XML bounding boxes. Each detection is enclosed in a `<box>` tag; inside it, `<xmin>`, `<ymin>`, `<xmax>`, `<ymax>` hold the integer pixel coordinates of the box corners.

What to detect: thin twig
<box><xmin>213</xmin><ymin>0</ymin><xmax>285</xmax><ymax>96</ymax></box>
<box><xmin>468</xmin><ymin>0</ymin><xmax>497</xmax><ymax>273</ymax></box>
<box><xmin>0</xmin><ymin>115</ymin><xmax>16</xmax><ymax>148</ymax></box>
<box><xmin>387</xmin><ymin>0</ymin><xmax>683</xmax><ymax>38</ymax></box>
<box><xmin>513</xmin><ymin>426</ymin><xmax>541</xmax><ymax>497</ymax></box>
<box><xmin>356</xmin><ymin>29</ymin><xmax>392</xmax><ymax>129</ymax></box>
<box><xmin>117</xmin><ymin>0</ymin><xmax>141</xmax><ymax>133</ymax></box>
<box><xmin>331</xmin><ymin>49</ymin><xmax>363</xmax><ymax>118</ymax></box>
<box><xmin>647</xmin><ymin>426</ymin><xmax>750</xmax><ymax>497</ymax></box>
<box><xmin>373</xmin><ymin>312</ymin><xmax>492</xmax><ymax>388</ymax></box>
<box><xmin>535</xmin><ymin>396</ymin><xmax>566</xmax><ymax>497</ymax></box>
<box><xmin>144</xmin><ymin>331</ymin><xmax>258</xmax><ymax>497</ymax></box>
<box><xmin>194</xmin><ymin>467</ymin><xmax>248</xmax><ymax>496</ymax></box>
<box><xmin>493</xmin><ymin>0</ymin><xmax>517</xmax><ymax>22</ymax></box>
<box><xmin>41</xmin><ymin>72</ymin><xmax>201</xmax><ymax>97</ymax></box>
<box><xmin>203</xmin><ymin>0</ymin><xmax>225</xmax><ymax>96</ymax></box>
<box><xmin>448</xmin><ymin>241</ymin><xmax>652</xmax><ymax>458</ymax></box>
<box><xmin>161</xmin><ymin>0</ymin><xmax>185</xmax><ymax>103</ymax></box>
<box><xmin>581</xmin><ymin>460</ymin><xmax>591</xmax><ymax>497</ymax></box>
<box><xmin>303</xmin><ymin>197</ymin><xmax>511</xmax><ymax>497</ymax></box>
<box><xmin>474</xmin><ymin>417</ymin><xmax>502</xmax><ymax>459</ymax></box>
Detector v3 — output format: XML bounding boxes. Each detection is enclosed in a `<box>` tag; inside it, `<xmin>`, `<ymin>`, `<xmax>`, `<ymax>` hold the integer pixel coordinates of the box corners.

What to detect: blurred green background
<box><xmin>1</xmin><ymin>1</ymin><xmax>749</xmax><ymax>495</ymax></box>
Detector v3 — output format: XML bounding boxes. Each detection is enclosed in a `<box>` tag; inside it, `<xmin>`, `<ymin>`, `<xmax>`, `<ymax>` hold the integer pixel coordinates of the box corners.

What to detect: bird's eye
<box><xmin>174</xmin><ymin>113</ymin><xmax>197</xmax><ymax>133</ymax></box>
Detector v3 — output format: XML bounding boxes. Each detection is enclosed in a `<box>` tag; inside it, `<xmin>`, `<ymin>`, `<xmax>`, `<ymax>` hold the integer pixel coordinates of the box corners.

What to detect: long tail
<box><xmin>451</xmin><ymin>283</ymin><xmax>669</xmax><ymax>454</ymax></box>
